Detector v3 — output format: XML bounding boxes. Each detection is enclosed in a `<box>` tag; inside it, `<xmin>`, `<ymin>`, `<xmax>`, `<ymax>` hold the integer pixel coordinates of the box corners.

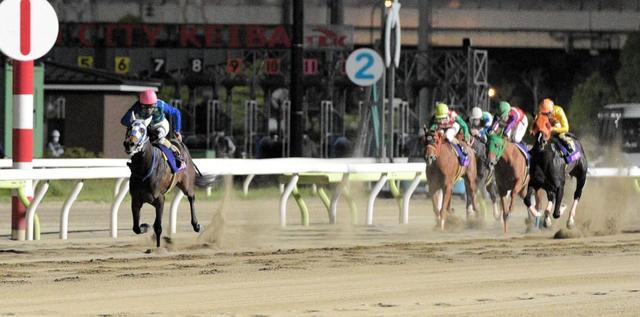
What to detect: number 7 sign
<box><xmin>0</xmin><ymin>0</ymin><xmax>59</xmax><ymax>61</ymax></box>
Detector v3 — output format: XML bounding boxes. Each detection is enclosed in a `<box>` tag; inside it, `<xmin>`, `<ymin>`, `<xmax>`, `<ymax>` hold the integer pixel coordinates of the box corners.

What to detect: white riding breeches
<box><xmin>445</xmin><ymin>123</ymin><xmax>461</xmax><ymax>144</ymax></box>
<box><xmin>510</xmin><ymin>116</ymin><xmax>528</xmax><ymax>143</ymax></box>
<box><xmin>149</xmin><ymin>119</ymin><xmax>170</xmax><ymax>140</ymax></box>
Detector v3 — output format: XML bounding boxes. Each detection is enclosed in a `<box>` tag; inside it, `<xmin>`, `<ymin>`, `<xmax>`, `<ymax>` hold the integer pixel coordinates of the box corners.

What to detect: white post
<box><xmin>329</xmin><ymin>173</ymin><xmax>349</xmax><ymax>224</ymax></box>
<box><xmin>170</xmin><ymin>190</ymin><xmax>185</xmax><ymax>234</ymax></box>
<box><xmin>60</xmin><ymin>181</ymin><xmax>84</xmax><ymax>240</ymax></box>
<box><xmin>279</xmin><ymin>174</ymin><xmax>299</xmax><ymax>227</ymax></box>
<box><xmin>243</xmin><ymin>174</ymin><xmax>255</xmax><ymax>197</ymax></box>
<box><xmin>113</xmin><ymin>177</ymin><xmax>125</xmax><ymax>197</ymax></box>
<box><xmin>26</xmin><ymin>181</ymin><xmax>49</xmax><ymax>241</ymax></box>
<box><xmin>110</xmin><ymin>180</ymin><xmax>129</xmax><ymax>238</ymax></box>
<box><xmin>401</xmin><ymin>172</ymin><xmax>422</xmax><ymax>224</ymax></box>
<box><xmin>367</xmin><ymin>174</ymin><xmax>388</xmax><ymax>225</ymax></box>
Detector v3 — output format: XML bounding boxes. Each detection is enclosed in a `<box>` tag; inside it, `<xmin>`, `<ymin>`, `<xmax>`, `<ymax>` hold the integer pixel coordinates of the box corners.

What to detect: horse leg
<box><xmin>553</xmin><ymin>182</ymin><xmax>566</xmax><ymax>219</ymax></box>
<box><xmin>568</xmin><ymin>172</ymin><xmax>587</xmax><ymax>228</ymax></box>
<box><xmin>487</xmin><ymin>181</ymin><xmax>500</xmax><ymax>221</ymax></box>
<box><xmin>187</xmin><ymin>194</ymin><xmax>201</xmax><ymax>232</ymax></box>
<box><xmin>431</xmin><ymin>189</ymin><xmax>442</xmax><ymax>227</ymax></box>
<box><xmin>131</xmin><ymin>196</ymin><xmax>148</xmax><ymax>234</ymax></box>
<box><xmin>500</xmin><ymin>194</ymin><xmax>508</xmax><ymax>232</ymax></box>
<box><xmin>440</xmin><ymin>184</ymin><xmax>454</xmax><ymax>231</ymax></box>
<box><xmin>152</xmin><ymin>196</ymin><xmax>165</xmax><ymax>248</ymax></box>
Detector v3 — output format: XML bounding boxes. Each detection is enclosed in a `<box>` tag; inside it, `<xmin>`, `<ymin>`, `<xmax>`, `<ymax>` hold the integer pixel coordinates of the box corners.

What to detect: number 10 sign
<box><xmin>345</xmin><ymin>48</ymin><xmax>384</xmax><ymax>87</ymax></box>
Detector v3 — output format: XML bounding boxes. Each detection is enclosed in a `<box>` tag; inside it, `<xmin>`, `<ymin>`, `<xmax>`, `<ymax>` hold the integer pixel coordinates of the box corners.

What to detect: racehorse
<box><xmin>524</xmin><ymin>115</ymin><xmax>588</xmax><ymax>229</ymax></box>
<box><xmin>469</xmin><ymin>135</ymin><xmax>500</xmax><ymax>221</ymax></box>
<box><xmin>423</xmin><ymin>127</ymin><xmax>480</xmax><ymax>230</ymax></box>
<box><xmin>486</xmin><ymin>134</ymin><xmax>531</xmax><ymax>233</ymax></box>
<box><xmin>123</xmin><ymin>114</ymin><xmax>217</xmax><ymax>247</ymax></box>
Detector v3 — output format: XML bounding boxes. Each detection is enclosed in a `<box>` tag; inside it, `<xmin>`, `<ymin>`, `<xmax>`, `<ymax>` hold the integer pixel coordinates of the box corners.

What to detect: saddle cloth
<box><xmin>449</xmin><ymin>143</ymin><xmax>470</xmax><ymax>167</ymax></box>
<box><xmin>156</xmin><ymin>143</ymin><xmax>185</xmax><ymax>173</ymax></box>
<box><xmin>514</xmin><ymin>142</ymin><xmax>531</xmax><ymax>167</ymax></box>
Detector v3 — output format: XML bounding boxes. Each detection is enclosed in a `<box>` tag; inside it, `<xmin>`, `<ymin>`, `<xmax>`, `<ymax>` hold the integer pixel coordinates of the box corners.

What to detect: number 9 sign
<box><xmin>345</xmin><ymin>48</ymin><xmax>384</xmax><ymax>87</ymax></box>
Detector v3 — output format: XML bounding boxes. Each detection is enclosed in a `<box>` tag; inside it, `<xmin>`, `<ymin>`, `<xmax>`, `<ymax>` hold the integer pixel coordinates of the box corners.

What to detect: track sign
<box><xmin>226</xmin><ymin>58</ymin><xmax>242</xmax><ymax>75</ymax></box>
<box><xmin>346</xmin><ymin>48</ymin><xmax>384</xmax><ymax>87</ymax></box>
<box><xmin>77</xmin><ymin>56</ymin><xmax>94</xmax><ymax>68</ymax></box>
<box><xmin>0</xmin><ymin>0</ymin><xmax>59</xmax><ymax>61</ymax></box>
<box><xmin>152</xmin><ymin>58</ymin><xmax>165</xmax><ymax>73</ymax></box>
<box><xmin>264</xmin><ymin>58</ymin><xmax>280</xmax><ymax>75</ymax></box>
<box><xmin>191</xmin><ymin>58</ymin><xmax>203</xmax><ymax>73</ymax></box>
<box><xmin>115</xmin><ymin>56</ymin><xmax>130</xmax><ymax>74</ymax></box>
<box><xmin>303</xmin><ymin>58</ymin><xmax>318</xmax><ymax>75</ymax></box>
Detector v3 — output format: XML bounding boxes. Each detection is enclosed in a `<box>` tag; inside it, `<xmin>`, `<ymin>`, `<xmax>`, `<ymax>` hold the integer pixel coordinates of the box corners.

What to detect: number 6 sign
<box><xmin>345</xmin><ymin>48</ymin><xmax>384</xmax><ymax>87</ymax></box>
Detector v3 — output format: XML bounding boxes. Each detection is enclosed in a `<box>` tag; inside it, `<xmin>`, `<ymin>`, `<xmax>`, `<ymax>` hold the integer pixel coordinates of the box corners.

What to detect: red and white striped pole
<box><xmin>11</xmin><ymin>61</ymin><xmax>34</xmax><ymax>241</ymax></box>
<box><xmin>10</xmin><ymin>0</ymin><xmax>35</xmax><ymax>240</ymax></box>
<box><xmin>0</xmin><ymin>0</ymin><xmax>58</xmax><ymax>240</ymax></box>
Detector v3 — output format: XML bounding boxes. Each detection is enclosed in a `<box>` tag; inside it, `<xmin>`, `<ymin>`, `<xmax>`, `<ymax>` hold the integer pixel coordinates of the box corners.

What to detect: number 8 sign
<box><xmin>345</xmin><ymin>48</ymin><xmax>384</xmax><ymax>87</ymax></box>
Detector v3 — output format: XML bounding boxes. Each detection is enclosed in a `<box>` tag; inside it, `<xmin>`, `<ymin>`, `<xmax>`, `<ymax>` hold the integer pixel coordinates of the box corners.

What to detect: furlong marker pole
<box><xmin>12</xmin><ymin>60</ymin><xmax>34</xmax><ymax>240</ymax></box>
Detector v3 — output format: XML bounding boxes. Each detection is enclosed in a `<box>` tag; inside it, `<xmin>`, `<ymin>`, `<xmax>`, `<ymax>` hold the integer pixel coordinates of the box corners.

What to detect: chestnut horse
<box><xmin>423</xmin><ymin>127</ymin><xmax>480</xmax><ymax>230</ymax></box>
<box><xmin>524</xmin><ymin>115</ymin><xmax>588</xmax><ymax>229</ymax></box>
<box><xmin>123</xmin><ymin>115</ymin><xmax>217</xmax><ymax>247</ymax></box>
<box><xmin>486</xmin><ymin>134</ymin><xmax>531</xmax><ymax>233</ymax></box>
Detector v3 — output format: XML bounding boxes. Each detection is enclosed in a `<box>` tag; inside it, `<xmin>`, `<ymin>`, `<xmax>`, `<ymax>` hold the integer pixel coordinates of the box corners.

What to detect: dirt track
<box><xmin>1</xmin><ymin>179</ymin><xmax>639</xmax><ymax>316</ymax></box>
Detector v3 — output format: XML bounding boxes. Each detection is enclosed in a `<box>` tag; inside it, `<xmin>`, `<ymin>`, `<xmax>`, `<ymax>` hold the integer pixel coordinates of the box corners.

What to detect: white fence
<box><xmin>1</xmin><ymin>158</ymin><xmax>639</xmax><ymax>241</ymax></box>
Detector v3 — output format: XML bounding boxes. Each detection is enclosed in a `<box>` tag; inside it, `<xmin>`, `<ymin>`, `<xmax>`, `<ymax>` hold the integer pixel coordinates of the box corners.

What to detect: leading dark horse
<box><xmin>123</xmin><ymin>115</ymin><xmax>217</xmax><ymax>247</ymax></box>
<box><xmin>524</xmin><ymin>115</ymin><xmax>588</xmax><ymax>229</ymax></box>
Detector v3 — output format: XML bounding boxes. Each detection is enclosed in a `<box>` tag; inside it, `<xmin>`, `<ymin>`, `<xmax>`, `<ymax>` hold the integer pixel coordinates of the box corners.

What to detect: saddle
<box><xmin>514</xmin><ymin>142</ymin><xmax>531</xmax><ymax>167</ymax></box>
<box><xmin>551</xmin><ymin>135</ymin><xmax>581</xmax><ymax>164</ymax></box>
<box><xmin>449</xmin><ymin>143</ymin><xmax>470</xmax><ymax>167</ymax></box>
<box><xmin>156</xmin><ymin>142</ymin><xmax>186</xmax><ymax>174</ymax></box>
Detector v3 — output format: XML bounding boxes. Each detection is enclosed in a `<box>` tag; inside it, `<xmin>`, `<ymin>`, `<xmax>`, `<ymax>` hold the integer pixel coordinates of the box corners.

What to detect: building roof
<box><xmin>44</xmin><ymin>61</ymin><xmax>162</xmax><ymax>92</ymax></box>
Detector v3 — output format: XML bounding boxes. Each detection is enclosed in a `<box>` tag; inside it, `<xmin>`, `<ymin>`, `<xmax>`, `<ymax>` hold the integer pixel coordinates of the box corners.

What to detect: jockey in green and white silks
<box><xmin>121</xmin><ymin>89</ymin><xmax>183</xmax><ymax>162</ymax></box>
<box><xmin>428</xmin><ymin>102</ymin><xmax>471</xmax><ymax>155</ymax></box>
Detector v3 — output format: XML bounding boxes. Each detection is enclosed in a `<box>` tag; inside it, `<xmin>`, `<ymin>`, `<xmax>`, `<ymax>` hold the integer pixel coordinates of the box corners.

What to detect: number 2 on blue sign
<box><xmin>355</xmin><ymin>53</ymin><xmax>374</xmax><ymax>80</ymax></box>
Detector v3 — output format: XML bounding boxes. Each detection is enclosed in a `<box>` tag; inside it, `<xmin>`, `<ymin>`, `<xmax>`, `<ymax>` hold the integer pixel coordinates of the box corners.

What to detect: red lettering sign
<box><xmin>264</xmin><ymin>58</ymin><xmax>280</xmax><ymax>75</ymax></box>
<box><xmin>180</xmin><ymin>25</ymin><xmax>202</xmax><ymax>48</ymax></box>
<box><xmin>227</xmin><ymin>58</ymin><xmax>243</xmax><ymax>75</ymax></box>
<box><xmin>303</xmin><ymin>58</ymin><xmax>318</xmax><ymax>75</ymax></box>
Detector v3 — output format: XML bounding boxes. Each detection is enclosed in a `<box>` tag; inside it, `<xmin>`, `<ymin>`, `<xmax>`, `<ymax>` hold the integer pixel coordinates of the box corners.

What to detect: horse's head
<box><xmin>531</xmin><ymin>114</ymin><xmax>552</xmax><ymax>152</ymax></box>
<box><xmin>423</xmin><ymin>126</ymin><xmax>443</xmax><ymax>165</ymax></box>
<box><xmin>486</xmin><ymin>133</ymin><xmax>505</xmax><ymax>168</ymax></box>
<box><xmin>123</xmin><ymin>113</ymin><xmax>152</xmax><ymax>156</ymax></box>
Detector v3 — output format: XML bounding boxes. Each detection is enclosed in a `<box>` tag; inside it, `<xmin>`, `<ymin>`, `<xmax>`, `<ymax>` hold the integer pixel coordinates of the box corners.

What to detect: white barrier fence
<box><xmin>1</xmin><ymin>158</ymin><xmax>639</xmax><ymax>241</ymax></box>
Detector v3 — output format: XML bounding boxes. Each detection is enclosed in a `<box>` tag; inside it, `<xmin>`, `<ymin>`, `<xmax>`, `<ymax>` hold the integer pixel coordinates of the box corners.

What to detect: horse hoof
<box><xmin>567</xmin><ymin>217</ymin><xmax>576</xmax><ymax>229</ymax></box>
<box><xmin>139</xmin><ymin>223</ymin><xmax>150</xmax><ymax>234</ymax></box>
<box><xmin>544</xmin><ymin>217</ymin><xmax>552</xmax><ymax>228</ymax></box>
<box><xmin>193</xmin><ymin>223</ymin><xmax>202</xmax><ymax>233</ymax></box>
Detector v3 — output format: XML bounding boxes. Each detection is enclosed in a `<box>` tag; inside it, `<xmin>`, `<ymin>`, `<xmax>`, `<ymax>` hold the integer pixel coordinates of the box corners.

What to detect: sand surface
<box><xmin>1</xmin><ymin>178</ymin><xmax>639</xmax><ymax>316</ymax></box>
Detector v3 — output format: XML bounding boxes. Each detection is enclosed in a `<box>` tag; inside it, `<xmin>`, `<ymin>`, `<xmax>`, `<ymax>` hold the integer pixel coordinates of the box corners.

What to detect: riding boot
<box><xmin>160</xmin><ymin>138</ymin><xmax>183</xmax><ymax>167</ymax></box>
<box><xmin>559</xmin><ymin>134</ymin><xmax>575</xmax><ymax>156</ymax></box>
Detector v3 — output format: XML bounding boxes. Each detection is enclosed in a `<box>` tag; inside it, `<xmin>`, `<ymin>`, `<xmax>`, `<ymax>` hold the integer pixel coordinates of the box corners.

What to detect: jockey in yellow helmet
<box><xmin>428</xmin><ymin>102</ymin><xmax>471</xmax><ymax>155</ymax></box>
<box><xmin>538</xmin><ymin>98</ymin><xmax>574</xmax><ymax>154</ymax></box>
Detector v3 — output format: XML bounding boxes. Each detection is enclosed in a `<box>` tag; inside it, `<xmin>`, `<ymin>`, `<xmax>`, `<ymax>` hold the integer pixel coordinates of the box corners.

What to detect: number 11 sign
<box><xmin>345</xmin><ymin>48</ymin><xmax>384</xmax><ymax>87</ymax></box>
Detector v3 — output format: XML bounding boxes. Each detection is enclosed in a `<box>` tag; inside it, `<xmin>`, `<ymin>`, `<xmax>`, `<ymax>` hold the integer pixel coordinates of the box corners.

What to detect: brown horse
<box><xmin>123</xmin><ymin>115</ymin><xmax>217</xmax><ymax>247</ymax></box>
<box><xmin>486</xmin><ymin>134</ymin><xmax>531</xmax><ymax>233</ymax></box>
<box><xmin>423</xmin><ymin>127</ymin><xmax>479</xmax><ymax>230</ymax></box>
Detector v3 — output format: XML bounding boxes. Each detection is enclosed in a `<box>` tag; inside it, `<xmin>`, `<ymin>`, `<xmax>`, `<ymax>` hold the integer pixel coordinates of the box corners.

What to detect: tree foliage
<box><xmin>568</xmin><ymin>72</ymin><xmax>617</xmax><ymax>135</ymax></box>
<box><xmin>617</xmin><ymin>33</ymin><xmax>640</xmax><ymax>101</ymax></box>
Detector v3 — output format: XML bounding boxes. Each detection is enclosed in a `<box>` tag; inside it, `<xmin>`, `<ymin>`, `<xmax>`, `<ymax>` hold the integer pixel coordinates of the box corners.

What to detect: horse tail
<box><xmin>192</xmin><ymin>162</ymin><xmax>220</xmax><ymax>188</ymax></box>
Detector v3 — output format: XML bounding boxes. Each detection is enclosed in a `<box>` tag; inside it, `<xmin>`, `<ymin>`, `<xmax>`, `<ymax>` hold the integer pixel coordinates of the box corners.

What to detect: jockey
<box><xmin>468</xmin><ymin>106</ymin><xmax>493</xmax><ymax>143</ymax></box>
<box><xmin>538</xmin><ymin>98</ymin><xmax>574</xmax><ymax>154</ymax></box>
<box><xmin>120</xmin><ymin>89</ymin><xmax>184</xmax><ymax>165</ymax></box>
<box><xmin>491</xmin><ymin>101</ymin><xmax>528</xmax><ymax>144</ymax></box>
<box><xmin>429</xmin><ymin>102</ymin><xmax>470</xmax><ymax>156</ymax></box>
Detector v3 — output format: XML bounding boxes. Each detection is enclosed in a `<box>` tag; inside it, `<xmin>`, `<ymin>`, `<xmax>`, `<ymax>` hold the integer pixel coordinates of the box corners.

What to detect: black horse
<box><xmin>470</xmin><ymin>134</ymin><xmax>501</xmax><ymax>220</ymax></box>
<box><xmin>524</xmin><ymin>115</ymin><xmax>588</xmax><ymax>229</ymax></box>
<box><xmin>123</xmin><ymin>115</ymin><xmax>217</xmax><ymax>247</ymax></box>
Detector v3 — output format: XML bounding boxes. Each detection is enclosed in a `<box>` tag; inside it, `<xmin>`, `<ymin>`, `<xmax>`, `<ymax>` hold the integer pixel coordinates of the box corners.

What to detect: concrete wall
<box><xmin>104</xmin><ymin>94</ymin><xmax>137</xmax><ymax>158</ymax></box>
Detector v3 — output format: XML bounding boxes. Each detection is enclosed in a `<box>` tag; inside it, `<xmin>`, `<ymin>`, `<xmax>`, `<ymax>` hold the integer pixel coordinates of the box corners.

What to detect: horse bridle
<box><xmin>126</xmin><ymin>121</ymin><xmax>149</xmax><ymax>155</ymax></box>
